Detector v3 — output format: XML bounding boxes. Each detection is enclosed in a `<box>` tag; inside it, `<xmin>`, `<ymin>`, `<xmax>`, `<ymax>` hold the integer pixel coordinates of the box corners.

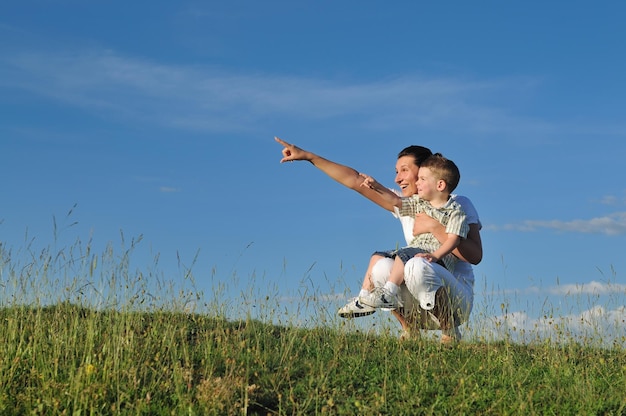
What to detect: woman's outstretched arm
<box><xmin>276</xmin><ymin>137</ymin><xmax>399</xmax><ymax>212</ymax></box>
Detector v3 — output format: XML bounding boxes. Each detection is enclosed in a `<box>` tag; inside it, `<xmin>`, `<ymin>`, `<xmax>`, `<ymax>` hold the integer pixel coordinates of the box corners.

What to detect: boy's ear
<box><xmin>436</xmin><ymin>179</ymin><xmax>447</xmax><ymax>192</ymax></box>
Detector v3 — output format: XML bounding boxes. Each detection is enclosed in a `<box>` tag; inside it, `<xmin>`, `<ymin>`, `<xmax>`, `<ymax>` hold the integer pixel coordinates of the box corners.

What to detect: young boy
<box><xmin>357</xmin><ymin>153</ymin><xmax>469</xmax><ymax>309</ymax></box>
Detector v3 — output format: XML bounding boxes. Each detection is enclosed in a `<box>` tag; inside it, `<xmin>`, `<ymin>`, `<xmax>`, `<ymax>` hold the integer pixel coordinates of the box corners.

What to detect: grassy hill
<box><xmin>1</xmin><ymin>302</ymin><xmax>624</xmax><ymax>415</ymax></box>
<box><xmin>1</xmin><ymin>228</ymin><xmax>624</xmax><ymax>414</ymax></box>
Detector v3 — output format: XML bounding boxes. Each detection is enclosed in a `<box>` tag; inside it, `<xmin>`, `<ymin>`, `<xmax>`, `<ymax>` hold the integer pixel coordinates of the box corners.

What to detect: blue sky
<box><xmin>2</xmin><ymin>1</ymin><xmax>625</xmax><ymax>344</ymax></box>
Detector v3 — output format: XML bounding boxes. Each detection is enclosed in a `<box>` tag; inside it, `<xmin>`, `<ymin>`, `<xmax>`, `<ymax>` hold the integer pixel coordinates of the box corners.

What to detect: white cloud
<box><xmin>598</xmin><ymin>195</ymin><xmax>620</xmax><ymax>205</ymax></box>
<box><xmin>489</xmin><ymin>211</ymin><xmax>626</xmax><ymax>235</ymax></box>
<box><xmin>545</xmin><ymin>280</ymin><xmax>626</xmax><ymax>296</ymax></box>
<box><xmin>471</xmin><ymin>280</ymin><xmax>626</xmax><ymax>346</ymax></box>
<box><xmin>496</xmin><ymin>280</ymin><xmax>626</xmax><ymax>297</ymax></box>
<box><xmin>478</xmin><ymin>305</ymin><xmax>626</xmax><ymax>347</ymax></box>
<box><xmin>1</xmin><ymin>48</ymin><xmax>547</xmax><ymax>136</ymax></box>
<box><xmin>159</xmin><ymin>186</ymin><xmax>180</xmax><ymax>193</ymax></box>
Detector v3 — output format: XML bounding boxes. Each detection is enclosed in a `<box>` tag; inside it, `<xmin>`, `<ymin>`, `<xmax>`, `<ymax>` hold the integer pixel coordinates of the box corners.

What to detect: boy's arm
<box><xmin>275</xmin><ymin>137</ymin><xmax>400</xmax><ymax>212</ymax></box>
<box><xmin>417</xmin><ymin>233</ymin><xmax>461</xmax><ymax>263</ymax></box>
<box><xmin>359</xmin><ymin>173</ymin><xmax>403</xmax><ymax>209</ymax></box>
<box><xmin>414</xmin><ymin>214</ymin><xmax>482</xmax><ymax>264</ymax></box>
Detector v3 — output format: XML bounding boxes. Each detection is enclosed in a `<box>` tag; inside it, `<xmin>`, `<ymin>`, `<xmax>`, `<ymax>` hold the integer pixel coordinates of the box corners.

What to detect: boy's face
<box><xmin>416</xmin><ymin>167</ymin><xmax>440</xmax><ymax>200</ymax></box>
<box><xmin>395</xmin><ymin>156</ymin><xmax>420</xmax><ymax>196</ymax></box>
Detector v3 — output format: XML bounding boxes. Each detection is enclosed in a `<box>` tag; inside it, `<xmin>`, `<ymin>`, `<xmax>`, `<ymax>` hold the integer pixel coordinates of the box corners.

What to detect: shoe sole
<box><xmin>338</xmin><ymin>309</ymin><xmax>376</xmax><ymax>318</ymax></box>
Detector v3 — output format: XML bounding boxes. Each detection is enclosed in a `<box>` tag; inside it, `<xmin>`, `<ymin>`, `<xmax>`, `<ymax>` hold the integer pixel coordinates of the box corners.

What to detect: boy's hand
<box><xmin>415</xmin><ymin>252</ymin><xmax>438</xmax><ymax>263</ymax></box>
<box><xmin>359</xmin><ymin>173</ymin><xmax>383</xmax><ymax>193</ymax></box>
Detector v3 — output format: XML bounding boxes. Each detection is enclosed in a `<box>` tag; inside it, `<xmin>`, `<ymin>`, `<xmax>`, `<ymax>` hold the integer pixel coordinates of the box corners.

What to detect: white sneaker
<box><xmin>337</xmin><ymin>297</ymin><xmax>376</xmax><ymax>318</ymax></box>
<box><xmin>359</xmin><ymin>287</ymin><xmax>401</xmax><ymax>309</ymax></box>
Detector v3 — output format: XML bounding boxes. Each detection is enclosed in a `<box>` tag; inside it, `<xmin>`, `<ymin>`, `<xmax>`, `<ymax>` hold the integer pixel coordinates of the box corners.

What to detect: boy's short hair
<box><xmin>397</xmin><ymin>145</ymin><xmax>433</xmax><ymax>166</ymax></box>
<box><xmin>421</xmin><ymin>153</ymin><xmax>461</xmax><ymax>192</ymax></box>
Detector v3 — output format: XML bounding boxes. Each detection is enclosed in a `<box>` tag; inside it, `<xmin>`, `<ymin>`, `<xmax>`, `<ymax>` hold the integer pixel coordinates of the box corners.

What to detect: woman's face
<box><xmin>394</xmin><ymin>156</ymin><xmax>420</xmax><ymax>197</ymax></box>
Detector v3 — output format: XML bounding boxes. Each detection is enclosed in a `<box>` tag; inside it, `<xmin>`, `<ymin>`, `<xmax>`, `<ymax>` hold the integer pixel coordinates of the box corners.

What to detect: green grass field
<box><xmin>1</xmin><ymin>303</ymin><xmax>624</xmax><ymax>415</ymax></box>
<box><xmin>1</xmin><ymin>230</ymin><xmax>624</xmax><ymax>415</ymax></box>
